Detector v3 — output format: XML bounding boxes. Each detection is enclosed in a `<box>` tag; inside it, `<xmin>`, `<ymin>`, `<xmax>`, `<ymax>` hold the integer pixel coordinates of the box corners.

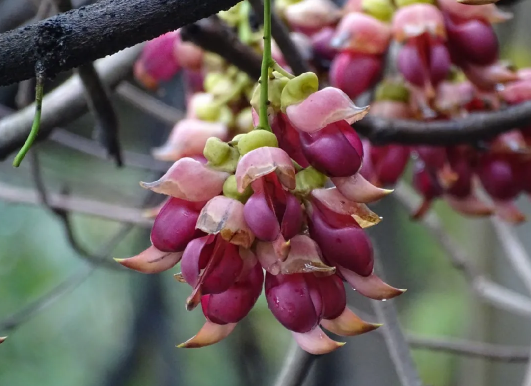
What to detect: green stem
<box><xmin>13</xmin><ymin>73</ymin><xmax>44</xmax><ymax>168</ymax></box>
<box><xmin>273</xmin><ymin>61</ymin><xmax>295</xmax><ymax>79</ymax></box>
<box><xmin>258</xmin><ymin>0</ymin><xmax>272</xmax><ymax>132</ymax></box>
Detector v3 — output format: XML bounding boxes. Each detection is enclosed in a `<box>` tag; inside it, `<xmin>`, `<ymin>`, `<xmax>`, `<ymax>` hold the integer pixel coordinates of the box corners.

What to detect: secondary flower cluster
<box><xmin>117</xmin><ymin>73</ymin><xmax>404</xmax><ymax>354</ymax></box>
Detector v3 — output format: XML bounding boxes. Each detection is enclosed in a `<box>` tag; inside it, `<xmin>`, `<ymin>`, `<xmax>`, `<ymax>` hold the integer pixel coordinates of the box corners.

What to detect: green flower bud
<box><xmin>204</xmin><ymin>73</ymin><xmax>234</xmax><ymax>97</ymax></box>
<box><xmin>293</xmin><ymin>167</ymin><xmax>328</xmax><ymax>196</ymax></box>
<box><xmin>235</xmin><ymin>107</ymin><xmax>254</xmax><ymax>133</ymax></box>
<box><xmin>395</xmin><ymin>0</ymin><xmax>434</xmax><ymax>7</ymax></box>
<box><xmin>375</xmin><ymin>80</ymin><xmax>410</xmax><ymax>103</ymax></box>
<box><xmin>280</xmin><ymin>72</ymin><xmax>319</xmax><ymax>113</ymax></box>
<box><xmin>204</xmin><ymin>138</ymin><xmax>240</xmax><ymax>173</ymax></box>
<box><xmin>195</xmin><ymin>101</ymin><xmax>222</xmax><ymax>122</ymax></box>
<box><xmin>219</xmin><ymin>105</ymin><xmax>234</xmax><ymax>127</ymax></box>
<box><xmin>223</xmin><ymin>175</ymin><xmax>253</xmax><ymax>203</ymax></box>
<box><xmin>362</xmin><ymin>0</ymin><xmax>395</xmax><ymax>22</ymax></box>
<box><xmin>237</xmin><ymin>130</ymin><xmax>279</xmax><ymax>155</ymax></box>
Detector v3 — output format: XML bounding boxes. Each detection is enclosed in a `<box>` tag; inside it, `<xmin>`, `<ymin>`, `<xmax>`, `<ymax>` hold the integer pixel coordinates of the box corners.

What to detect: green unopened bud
<box><xmin>280</xmin><ymin>72</ymin><xmax>319</xmax><ymax>113</ymax></box>
<box><xmin>362</xmin><ymin>0</ymin><xmax>394</xmax><ymax>22</ymax></box>
<box><xmin>237</xmin><ymin>130</ymin><xmax>279</xmax><ymax>155</ymax></box>
<box><xmin>235</xmin><ymin>107</ymin><xmax>254</xmax><ymax>133</ymax></box>
<box><xmin>395</xmin><ymin>0</ymin><xmax>433</xmax><ymax>7</ymax></box>
<box><xmin>204</xmin><ymin>138</ymin><xmax>240</xmax><ymax>173</ymax></box>
<box><xmin>293</xmin><ymin>167</ymin><xmax>328</xmax><ymax>196</ymax></box>
<box><xmin>219</xmin><ymin>106</ymin><xmax>234</xmax><ymax>127</ymax></box>
<box><xmin>223</xmin><ymin>175</ymin><xmax>253</xmax><ymax>203</ymax></box>
<box><xmin>250</xmin><ymin>75</ymin><xmax>290</xmax><ymax>112</ymax></box>
<box><xmin>195</xmin><ymin>101</ymin><xmax>222</xmax><ymax>122</ymax></box>
<box><xmin>204</xmin><ymin>73</ymin><xmax>233</xmax><ymax>97</ymax></box>
<box><xmin>375</xmin><ymin>80</ymin><xmax>410</xmax><ymax>103</ymax></box>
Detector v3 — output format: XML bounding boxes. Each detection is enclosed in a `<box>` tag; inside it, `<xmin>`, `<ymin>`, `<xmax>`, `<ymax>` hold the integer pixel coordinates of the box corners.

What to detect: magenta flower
<box><xmin>330</xmin><ymin>51</ymin><xmax>383</xmax><ymax>100</ymax></box>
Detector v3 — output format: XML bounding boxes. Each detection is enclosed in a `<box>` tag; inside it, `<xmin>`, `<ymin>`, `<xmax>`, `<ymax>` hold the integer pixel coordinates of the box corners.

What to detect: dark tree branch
<box><xmin>0</xmin><ymin>0</ymin><xmax>239</xmax><ymax>86</ymax></box>
<box><xmin>248</xmin><ymin>0</ymin><xmax>311</xmax><ymax>75</ymax></box>
<box><xmin>181</xmin><ymin>17</ymin><xmax>262</xmax><ymax>80</ymax></box>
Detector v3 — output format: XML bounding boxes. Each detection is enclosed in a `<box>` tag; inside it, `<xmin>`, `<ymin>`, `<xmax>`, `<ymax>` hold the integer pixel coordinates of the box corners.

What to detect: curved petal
<box><xmin>257</xmin><ymin>235</ymin><xmax>335</xmax><ymax>275</ymax></box>
<box><xmin>196</xmin><ymin>196</ymin><xmax>255</xmax><ymax>248</ymax></box>
<box><xmin>286</xmin><ymin>88</ymin><xmax>369</xmax><ymax>133</ymax></box>
<box><xmin>332</xmin><ymin>174</ymin><xmax>393</xmax><ymax>203</ymax></box>
<box><xmin>140</xmin><ymin>158</ymin><xmax>229</xmax><ymax>202</ymax></box>
<box><xmin>392</xmin><ymin>4</ymin><xmax>446</xmax><ymax>42</ymax></box>
<box><xmin>236</xmin><ymin>147</ymin><xmax>296</xmax><ymax>192</ymax></box>
<box><xmin>152</xmin><ymin>119</ymin><xmax>228</xmax><ymax>161</ymax></box>
<box><xmin>333</xmin><ymin>12</ymin><xmax>391</xmax><ymax>55</ymax></box>
<box><xmin>444</xmin><ymin>194</ymin><xmax>494</xmax><ymax>217</ymax></box>
<box><xmin>494</xmin><ymin>200</ymin><xmax>526</xmax><ymax>224</ymax></box>
<box><xmin>292</xmin><ymin>326</ymin><xmax>345</xmax><ymax>355</ymax></box>
<box><xmin>311</xmin><ymin>188</ymin><xmax>382</xmax><ymax>228</ymax></box>
<box><xmin>321</xmin><ymin>307</ymin><xmax>381</xmax><ymax>336</ymax></box>
<box><xmin>0</xmin><ymin>337</ymin><xmax>6</xmax><ymax>344</ymax></box>
<box><xmin>339</xmin><ymin>266</ymin><xmax>406</xmax><ymax>300</ymax></box>
<box><xmin>177</xmin><ymin>321</ymin><xmax>237</xmax><ymax>348</ymax></box>
<box><xmin>114</xmin><ymin>246</ymin><xmax>183</xmax><ymax>274</ymax></box>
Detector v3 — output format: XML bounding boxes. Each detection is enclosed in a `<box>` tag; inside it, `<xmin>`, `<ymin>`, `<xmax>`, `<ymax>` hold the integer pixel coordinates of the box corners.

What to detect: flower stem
<box><xmin>13</xmin><ymin>72</ymin><xmax>44</xmax><ymax>167</ymax></box>
<box><xmin>258</xmin><ymin>0</ymin><xmax>272</xmax><ymax>132</ymax></box>
<box><xmin>273</xmin><ymin>61</ymin><xmax>295</xmax><ymax>79</ymax></box>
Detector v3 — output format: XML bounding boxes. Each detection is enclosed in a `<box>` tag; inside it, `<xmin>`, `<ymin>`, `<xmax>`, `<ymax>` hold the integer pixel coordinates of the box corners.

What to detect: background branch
<box><xmin>273</xmin><ymin>342</ymin><xmax>317</xmax><ymax>386</ymax></box>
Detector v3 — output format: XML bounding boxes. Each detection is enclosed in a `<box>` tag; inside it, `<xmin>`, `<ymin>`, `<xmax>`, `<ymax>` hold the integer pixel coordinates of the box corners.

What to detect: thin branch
<box><xmin>394</xmin><ymin>182</ymin><xmax>531</xmax><ymax>318</ymax></box>
<box><xmin>248</xmin><ymin>0</ymin><xmax>311</xmax><ymax>75</ymax></box>
<box><xmin>407</xmin><ymin>334</ymin><xmax>529</xmax><ymax>363</ymax></box>
<box><xmin>0</xmin><ymin>181</ymin><xmax>152</xmax><ymax>227</ymax></box>
<box><xmin>273</xmin><ymin>342</ymin><xmax>317</xmax><ymax>386</ymax></box>
<box><xmin>180</xmin><ymin>17</ymin><xmax>262</xmax><ymax>80</ymax></box>
<box><xmin>0</xmin><ymin>0</ymin><xmax>240</xmax><ymax>86</ymax></box>
<box><xmin>0</xmin><ymin>224</ymin><xmax>133</xmax><ymax>332</ymax></box>
<box><xmin>0</xmin><ymin>44</ymin><xmax>142</xmax><ymax>159</ymax></box>
<box><xmin>372</xmin><ymin>256</ymin><xmax>423</xmax><ymax>386</ymax></box>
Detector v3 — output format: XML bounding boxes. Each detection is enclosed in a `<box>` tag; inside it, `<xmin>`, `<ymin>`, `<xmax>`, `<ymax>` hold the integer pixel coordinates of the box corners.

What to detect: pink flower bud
<box><xmin>181</xmin><ymin>235</ymin><xmax>244</xmax><ymax>299</ymax></box>
<box><xmin>477</xmin><ymin>155</ymin><xmax>521</xmax><ymax>200</ymax></box>
<box><xmin>307</xmin><ymin>203</ymin><xmax>374</xmax><ymax>276</ymax></box>
<box><xmin>284</xmin><ymin>0</ymin><xmax>342</xmax><ymax>33</ymax></box>
<box><xmin>392</xmin><ymin>4</ymin><xmax>446</xmax><ymax>43</ymax></box>
<box><xmin>370</xmin><ymin>144</ymin><xmax>411</xmax><ymax>186</ymax></box>
<box><xmin>134</xmin><ymin>31</ymin><xmax>180</xmax><ymax>89</ymax></box>
<box><xmin>271</xmin><ymin>113</ymin><xmax>310</xmax><ymax>167</ymax></box>
<box><xmin>299</xmin><ymin>120</ymin><xmax>365</xmax><ymax>177</ymax></box>
<box><xmin>151</xmin><ymin>198</ymin><xmax>205</xmax><ymax>252</ymax></box>
<box><xmin>291</xmin><ymin>326</ymin><xmax>345</xmax><ymax>354</ymax></box>
<box><xmin>445</xmin><ymin>15</ymin><xmax>498</xmax><ymax>66</ymax></box>
<box><xmin>317</xmin><ymin>274</ymin><xmax>347</xmax><ymax>319</ymax></box>
<box><xmin>438</xmin><ymin>0</ymin><xmax>512</xmax><ymax>23</ymax></box>
<box><xmin>152</xmin><ymin>119</ymin><xmax>228</xmax><ymax>161</ymax></box>
<box><xmin>435</xmin><ymin>81</ymin><xmax>476</xmax><ymax>113</ymax></box>
<box><xmin>462</xmin><ymin>61</ymin><xmax>518</xmax><ymax>91</ymax></box>
<box><xmin>329</xmin><ymin>52</ymin><xmax>383</xmax><ymax>100</ymax></box>
<box><xmin>311</xmin><ymin>27</ymin><xmax>338</xmax><ymax>61</ymax></box>
<box><xmin>140</xmin><ymin>158</ymin><xmax>229</xmax><ymax>202</ymax></box>
<box><xmin>201</xmin><ymin>259</ymin><xmax>264</xmax><ymax>324</ymax></box>
<box><xmin>286</xmin><ymin>87</ymin><xmax>369</xmax><ymax>134</ymax></box>
<box><xmin>332</xmin><ymin>13</ymin><xmax>392</xmax><ymax>55</ymax></box>
<box><xmin>415</xmin><ymin>146</ymin><xmax>447</xmax><ymax>169</ymax></box>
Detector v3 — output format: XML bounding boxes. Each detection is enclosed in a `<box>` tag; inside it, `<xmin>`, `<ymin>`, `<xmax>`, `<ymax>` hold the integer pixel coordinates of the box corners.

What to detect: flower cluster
<box><xmin>118</xmin><ymin>70</ymin><xmax>404</xmax><ymax>354</ymax></box>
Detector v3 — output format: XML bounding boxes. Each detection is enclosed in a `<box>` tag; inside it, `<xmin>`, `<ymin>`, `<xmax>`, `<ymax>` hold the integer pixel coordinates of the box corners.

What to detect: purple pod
<box><xmin>300</xmin><ymin>120</ymin><xmax>364</xmax><ymax>177</ymax></box>
<box><xmin>308</xmin><ymin>205</ymin><xmax>374</xmax><ymax>277</ymax></box>
<box><xmin>202</xmin><ymin>261</ymin><xmax>264</xmax><ymax>324</ymax></box>
<box><xmin>398</xmin><ymin>40</ymin><xmax>451</xmax><ymax>88</ymax></box>
<box><xmin>315</xmin><ymin>274</ymin><xmax>346</xmax><ymax>320</ymax></box>
<box><xmin>281</xmin><ymin>193</ymin><xmax>304</xmax><ymax>240</ymax></box>
<box><xmin>243</xmin><ymin>191</ymin><xmax>281</xmax><ymax>241</ymax></box>
<box><xmin>181</xmin><ymin>236</ymin><xmax>243</xmax><ymax>295</ymax></box>
<box><xmin>445</xmin><ymin>15</ymin><xmax>498</xmax><ymax>66</ymax></box>
<box><xmin>150</xmin><ymin>197</ymin><xmax>203</xmax><ymax>252</ymax></box>
<box><xmin>370</xmin><ymin>145</ymin><xmax>410</xmax><ymax>185</ymax></box>
<box><xmin>265</xmin><ymin>273</ymin><xmax>322</xmax><ymax>333</ymax></box>
<box><xmin>477</xmin><ymin>156</ymin><xmax>521</xmax><ymax>200</ymax></box>
<box><xmin>330</xmin><ymin>51</ymin><xmax>383</xmax><ymax>100</ymax></box>
<box><xmin>415</xmin><ymin>146</ymin><xmax>447</xmax><ymax>169</ymax></box>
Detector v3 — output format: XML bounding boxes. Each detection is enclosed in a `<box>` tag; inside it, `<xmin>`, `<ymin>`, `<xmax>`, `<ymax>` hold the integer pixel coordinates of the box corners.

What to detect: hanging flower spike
<box><xmin>140</xmin><ymin>157</ymin><xmax>229</xmax><ymax>202</ymax></box>
<box><xmin>331</xmin><ymin>12</ymin><xmax>392</xmax><ymax>55</ymax></box>
<box><xmin>152</xmin><ymin>119</ymin><xmax>228</xmax><ymax>161</ymax></box>
<box><xmin>134</xmin><ymin>31</ymin><xmax>180</xmax><ymax>90</ymax></box>
<box><xmin>437</xmin><ymin>0</ymin><xmax>512</xmax><ymax>24</ymax></box>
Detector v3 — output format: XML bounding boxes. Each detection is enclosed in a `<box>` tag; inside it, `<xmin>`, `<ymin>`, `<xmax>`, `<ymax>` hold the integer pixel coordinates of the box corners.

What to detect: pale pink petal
<box><xmin>332</xmin><ymin>173</ymin><xmax>393</xmax><ymax>204</ymax></box>
<box><xmin>272</xmin><ymin>234</ymin><xmax>291</xmax><ymax>261</ymax></box>
<box><xmin>152</xmin><ymin>118</ymin><xmax>228</xmax><ymax>161</ymax></box>
<box><xmin>196</xmin><ymin>196</ymin><xmax>255</xmax><ymax>248</ymax></box>
<box><xmin>321</xmin><ymin>307</ymin><xmax>381</xmax><ymax>336</ymax></box>
<box><xmin>311</xmin><ymin>188</ymin><xmax>382</xmax><ymax>228</ymax></box>
<box><xmin>444</xmin><ymin>194</ymin><xmax>494</xmax><ymax>217</ymax></box>
<box><xmin>332</xmin><ymin>12</ymin><xmax>392</xmax><ymax>55</ymax></box>
<box><xmin>256</xmin><ymin>235</ymin><xmax>335</xmax><ymax>275</ymax></box>
<box><xmin>494</xmin><ymin>200</ymin><xmax>526</xmax><ymax>224</ymax></box>
<box><xmin>438</xmin><ymin>0</ymin><xmax>511</xmax><ymax>23</ymax></box>
<box><xmin>140</xmin><ymin>158</ymin><xmax>229</xmax><ymax>202</ymax></box>
<box><xmin>370</xmin><ymin>100</ymin><xmax>412</xmax><ymax>119</ymax></box>
<box><xmin>500</xmin><ymin>80</ymin><xmax>531</xmax><ymax>105</ymax></box>
<box><xmin>284</xmin><ymin>0</ymin><xmax>342</xmax><ymax>30</ymax></box>
<box><xmin>236</xmin><ymin>147</ymin><xmax>296</xmax><ymax>192</ymax></box>
<box><xmin>114</xmin><ymin>246</ymin><xmax>183</xmax><ymax>274</ymax></box>
<box><xmin>339</xmin><ymin>266</ymin><xmax>406</xmax><ymax>300</ymax></box>
<box><xmin>435</xmin><ymin>81</ymin><xmax>475</xmax><ymax>113</ymax></box>
<box><xmin>286</xmin><ymin>87</ymin><xmax>369</xmax><ymax>133</ymax></box>
<box><xmin>518</xmin><ymin>68</ymin><xmax>531</xmax><ymax>81</ymax></box>
<box><xmin>177</xmin><ymin>321</ymin><xmax>237</xmax><ymax>348</ymax></box>
<box><xmin>463</xmin><ymin>62</ymin><xmax>518</xmax><ymax>91</ymax></box>
<box><xmin>392</xmin><ymin>4</ymin><xmax>446</xmax><ymax>42</ymax></box>
<box><xmin>292</xmin><ymin>326</ymin><xmax>345</xmax><ymax>355</ymax></box>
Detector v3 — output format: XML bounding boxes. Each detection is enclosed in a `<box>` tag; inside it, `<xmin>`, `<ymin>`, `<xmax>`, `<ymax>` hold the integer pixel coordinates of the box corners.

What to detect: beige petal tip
<box><xmin>177</xmin><ymin>321</ymin><xmax>237</xmax><ymax>348</ymax></box>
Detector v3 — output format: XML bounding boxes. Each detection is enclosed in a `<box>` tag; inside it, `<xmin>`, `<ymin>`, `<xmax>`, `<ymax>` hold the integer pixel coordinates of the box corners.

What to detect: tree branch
<box><xmin>273</xmin><ymin>342</ymin><xmax>317</xmax><ymax>386</ymax></box>
<box><xmin>0</xmin><ymin>0</ymin><xmax>240</xmax><ymax>86</ymax></box>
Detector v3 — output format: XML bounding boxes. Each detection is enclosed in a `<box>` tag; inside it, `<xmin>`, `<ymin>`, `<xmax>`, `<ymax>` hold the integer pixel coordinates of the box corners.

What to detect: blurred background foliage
<box><xmin>1</xmin><ymin>0</ymin><xmax>531</xmax><ymax>385</ymax></box>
